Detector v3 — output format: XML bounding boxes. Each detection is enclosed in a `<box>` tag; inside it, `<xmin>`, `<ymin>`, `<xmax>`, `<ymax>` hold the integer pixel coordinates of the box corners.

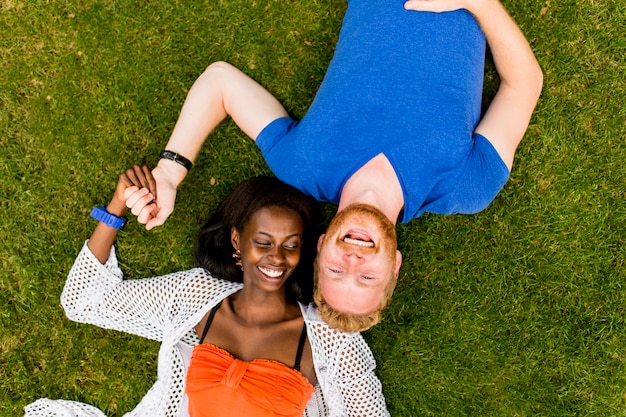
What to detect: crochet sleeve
<box><xmin>305</xmin><ymin>305</ymin><xmax>390</xmax><ymax>417</ymax></box>
<box><xmin>24</xmin><ymin>398</ymin><xmax>106</xmax><ymax>417</ymax></box>
<box><xmin>61</xmin><ymin>241</ymin><xmax>194</xmax><ymax>341</ymax></box>
<box><xmin>334</xmin><ymin>332</ymin><xmax>390</xmax><ymax>416</ymax></box>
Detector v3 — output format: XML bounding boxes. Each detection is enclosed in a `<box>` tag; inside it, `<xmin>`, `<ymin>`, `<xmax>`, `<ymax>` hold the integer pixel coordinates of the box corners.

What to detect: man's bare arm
<box><xmin>134</xmin><ymin>62</ymin><xmax>289</xmax><ymax>229</ymax></box>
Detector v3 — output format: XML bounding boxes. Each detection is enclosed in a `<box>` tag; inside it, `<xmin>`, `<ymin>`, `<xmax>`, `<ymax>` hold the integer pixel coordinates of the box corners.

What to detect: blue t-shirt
<box><xmin>257</xmin><ymin>0</ymin><xmax>510</xmax><ymax>223</ymax></box>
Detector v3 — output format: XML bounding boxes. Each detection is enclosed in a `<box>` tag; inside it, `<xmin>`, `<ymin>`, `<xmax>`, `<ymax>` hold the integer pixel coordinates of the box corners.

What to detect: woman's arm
<box><xmin>306</xmin><ymin>307</ymin><xmax>390</xmax><ymax>417</ymax></box>
<box><xmin>87</xmin><ymin>165</ymin><xmax>156</xmax><ymax>262</ymax></box>
<box><xmin>61</xmin><ymin>244</ymin><xmax>195</xmax><ymax>341</ymax></box>
<box><xmin>62</xmin><ymin>165</ymin><xmax>180</xmax><ymax>340</ymax></box>
<box><xmin>334</xmin><ymin>334</ymin><xmax>390</xmax><ymax>416</ymax></box>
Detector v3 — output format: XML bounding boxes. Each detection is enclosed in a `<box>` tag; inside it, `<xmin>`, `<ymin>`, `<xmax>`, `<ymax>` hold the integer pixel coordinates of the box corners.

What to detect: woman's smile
<box><xmin>233</xmin><ymin>205</ymin><xmax>304</xmax><ymax>293</ymax></box>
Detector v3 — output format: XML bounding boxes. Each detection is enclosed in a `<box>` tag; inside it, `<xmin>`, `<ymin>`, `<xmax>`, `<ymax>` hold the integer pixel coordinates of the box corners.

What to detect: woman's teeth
<box><xmin>259</xmin><ymin>267</ymin><xmax>284</xmax><ymax>278</ymax></box>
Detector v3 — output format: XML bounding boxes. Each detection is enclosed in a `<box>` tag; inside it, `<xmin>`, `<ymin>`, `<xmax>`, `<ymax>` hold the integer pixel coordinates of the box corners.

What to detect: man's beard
<box><xmin>324</xmin><ymin>203</ymin><xmax>397</xmax><ymax>256</ymax></box>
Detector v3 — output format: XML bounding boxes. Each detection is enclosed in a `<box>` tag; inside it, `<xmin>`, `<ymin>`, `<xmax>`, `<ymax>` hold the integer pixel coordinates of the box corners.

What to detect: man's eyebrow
<box><xmin>325</xmin><ymin>272</ymin><xmax>382</xmax><ymax>287</ymax></box>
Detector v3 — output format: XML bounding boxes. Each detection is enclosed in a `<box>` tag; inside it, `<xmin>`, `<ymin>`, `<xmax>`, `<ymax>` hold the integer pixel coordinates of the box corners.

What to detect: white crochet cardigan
<box><xmin>25</xmin><ymin>242</ymin><xmax>389</xmax><ymax>417</ymax></box>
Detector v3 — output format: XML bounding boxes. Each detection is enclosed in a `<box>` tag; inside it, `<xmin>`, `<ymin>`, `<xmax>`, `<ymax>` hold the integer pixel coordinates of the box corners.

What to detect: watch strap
<box><xmin>160</xmin><ymin>150</ymin><xmax>193</xmax><ymax>171</ymax></box>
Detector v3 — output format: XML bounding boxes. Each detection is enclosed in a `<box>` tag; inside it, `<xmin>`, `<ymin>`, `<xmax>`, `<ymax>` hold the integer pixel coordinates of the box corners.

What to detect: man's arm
<box><xmin>136</xmin><ymin>61</ymin><xmax>289</xmax><ymax>230</ymax></box>
<box><xmin>405</xmin><ymin>0</ymin><xmax>543</xmax><ymax>170</ymax></box>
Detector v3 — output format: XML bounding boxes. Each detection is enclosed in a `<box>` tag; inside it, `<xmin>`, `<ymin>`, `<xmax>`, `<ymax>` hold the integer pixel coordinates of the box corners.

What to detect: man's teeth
<box><xmin>344</xmin><ymin>237</ymin><xmax>374</xmax><ymax>248</ymax></box>
<box><xmin>259</xmin><ymin>267</ymin><xmax>284</xmax><ymax>278</ymax></box>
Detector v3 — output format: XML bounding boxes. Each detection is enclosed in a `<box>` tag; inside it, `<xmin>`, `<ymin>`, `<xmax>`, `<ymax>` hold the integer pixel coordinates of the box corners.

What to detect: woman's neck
<box><xmin>228</xmin><ymin>289</ymin><xmax>299</xmax><ymax>326</ymax></box>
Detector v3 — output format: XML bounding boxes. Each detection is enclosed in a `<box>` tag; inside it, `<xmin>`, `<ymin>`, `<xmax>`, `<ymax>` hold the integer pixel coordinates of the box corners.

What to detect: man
<box><xmin>128</xmin><ymin>0</ymin><xmax>542</xmax><ymax>331</ymax></box>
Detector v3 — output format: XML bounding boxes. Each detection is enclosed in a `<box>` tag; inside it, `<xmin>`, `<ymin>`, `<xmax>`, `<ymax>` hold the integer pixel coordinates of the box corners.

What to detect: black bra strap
<box><xmin>293</xmin><ymin>323</ymin><xmax>308</xmax><ymax>371</ymax></box>
<box><xmin>199</xmin><ymin>300</ymin><xmax>223</xmax><ymax>344</ymax></box>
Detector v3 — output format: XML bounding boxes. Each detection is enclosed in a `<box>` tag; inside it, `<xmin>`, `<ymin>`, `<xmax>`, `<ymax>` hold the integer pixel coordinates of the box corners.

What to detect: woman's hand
<box><xmin>109</xmin><ymin>165</ymin><xmax>158</xmax><ymax>222</ymax></box>
<box><xmin>88</xmin><ymin>165</ymin><xmax>157</xmax><ymax>264</ymax></box>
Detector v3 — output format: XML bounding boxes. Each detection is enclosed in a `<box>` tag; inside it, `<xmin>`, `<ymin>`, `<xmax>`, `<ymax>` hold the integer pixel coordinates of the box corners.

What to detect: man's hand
<box><xmin>125</xmin><ymin>160</ymin><xmax>185</xmax><ymax>230</ymax></box>
<box><xmin>107</xmin><ymin>165</ymin><xmax>156</xmax><ymax>218</ymax></box>
<box><xmin>404</xmin><ymin>0</ymin><xmax>470</xmax><ymax>13</ymax></box>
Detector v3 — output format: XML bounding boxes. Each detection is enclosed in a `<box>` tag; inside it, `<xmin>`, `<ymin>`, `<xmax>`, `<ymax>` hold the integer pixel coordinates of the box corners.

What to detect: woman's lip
<box><xmin>258</xmin><ymin>266</ymin><xmax>285</xmax><ymax>280</ymax></box>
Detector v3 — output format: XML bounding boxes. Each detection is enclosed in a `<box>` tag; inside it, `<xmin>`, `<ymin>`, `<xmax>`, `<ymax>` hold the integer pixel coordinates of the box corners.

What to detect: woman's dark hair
<box><xmin>193</xmin><ymin>176</ymin><xmax>318</xmax><ymax>303</ymax></box>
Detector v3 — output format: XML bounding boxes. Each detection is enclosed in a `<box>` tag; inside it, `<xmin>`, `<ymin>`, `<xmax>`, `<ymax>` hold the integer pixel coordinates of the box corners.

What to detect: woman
<box><xmin>25</xmin><ymin>166</ymin><xmax>388</xmax><ymax>417</ymax></box>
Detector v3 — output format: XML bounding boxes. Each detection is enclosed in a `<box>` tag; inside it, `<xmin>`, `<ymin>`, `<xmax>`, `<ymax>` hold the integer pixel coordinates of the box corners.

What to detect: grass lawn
<box><xmin>2</xmin><ymin>0</ymin><xmax>625</xmax><ymax>415</ymax></box>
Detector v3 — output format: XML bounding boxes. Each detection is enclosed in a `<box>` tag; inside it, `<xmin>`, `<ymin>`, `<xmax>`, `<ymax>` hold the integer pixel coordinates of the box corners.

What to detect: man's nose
<box><xmin>343</xmin><ymin>251</ymin><xmax>365</xmax><ymax>264</ymax></box>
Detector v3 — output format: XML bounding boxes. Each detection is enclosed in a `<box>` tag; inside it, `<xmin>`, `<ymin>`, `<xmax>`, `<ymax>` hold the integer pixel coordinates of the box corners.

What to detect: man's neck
<box><xmin>338</xmin><ymin>153</ymin><xmax>404</xmax><ymax>223</ymax></box>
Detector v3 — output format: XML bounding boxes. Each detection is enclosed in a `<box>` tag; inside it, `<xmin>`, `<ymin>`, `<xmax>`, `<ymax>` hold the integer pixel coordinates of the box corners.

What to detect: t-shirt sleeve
<box><xmin>440</xmin><ymin>133</ymin><xmax>511</xmax><ymax>215</ymax></box>
<box><xmin>256</xmin><ymin>116</ymin><xmax>298</xmax><ymax>156</ymax></box>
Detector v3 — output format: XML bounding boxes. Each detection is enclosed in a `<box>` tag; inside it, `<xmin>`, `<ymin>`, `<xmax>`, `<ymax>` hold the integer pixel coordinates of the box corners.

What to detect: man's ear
<box><xmin>231</xmin><ymin>227</ymin><xmax>240</xmax><ymax>250</ymax></box>
<box><xmin>317</xmin><ymin>234</ymin><xmax>326</xmax><ymax>253</ymax></box>
<box><xmin>393</xmin><ymin>250</ymin><xmax>402</xmax><ymax>279</ymax></box>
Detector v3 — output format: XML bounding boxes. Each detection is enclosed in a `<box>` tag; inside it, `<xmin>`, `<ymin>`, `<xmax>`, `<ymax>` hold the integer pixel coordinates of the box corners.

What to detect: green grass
<box><xmin>1</xmin><ymin>0</ymin><xmax>625</xmax><ymax>415</ymax></box>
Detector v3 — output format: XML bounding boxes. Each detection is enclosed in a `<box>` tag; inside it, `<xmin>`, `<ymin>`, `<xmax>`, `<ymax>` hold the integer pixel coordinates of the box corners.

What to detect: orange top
<box><xmin>186</xmin><ymin>343</ymin><xmax>315</xmax><ymax>417</ymax></box>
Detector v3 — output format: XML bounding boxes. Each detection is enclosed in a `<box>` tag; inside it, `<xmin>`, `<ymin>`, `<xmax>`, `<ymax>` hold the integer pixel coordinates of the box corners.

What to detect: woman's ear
<box><xmin>231</xmin><ymin>226</ymin><xmax>240</xmax><ymax>250</ymax></box>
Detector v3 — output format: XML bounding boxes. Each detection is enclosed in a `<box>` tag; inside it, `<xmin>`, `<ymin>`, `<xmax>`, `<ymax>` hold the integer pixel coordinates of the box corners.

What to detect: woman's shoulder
<box><xmin>299</xmin><ymin>302</ymin><xmax>323</xmax><ymax>323</ymax></box>
<box><xmin>174</xmin><ymin>267</ymin><xmax>243</xmax><ymax>292</ymax></box>
<box><xmin>299</xmin><ymin>302</ymin><xmax>361</xmax><ymax>339</ymax></box>
<box><xmin>299</xmin><ymin>302</ymin><xmax>376</xmax><ymax>368</ymax></box>
<box><xmin>163</xmin><ymin>268</ymin><xmax>243</xmax><ymax>317</ymax></box>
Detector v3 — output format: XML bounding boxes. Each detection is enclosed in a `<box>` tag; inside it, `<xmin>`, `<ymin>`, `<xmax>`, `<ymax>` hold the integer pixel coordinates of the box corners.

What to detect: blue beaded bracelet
<box><xmin>90</xmin><ymin>206</ymin><xmax>127</xmax><ymax>230</ymax></box>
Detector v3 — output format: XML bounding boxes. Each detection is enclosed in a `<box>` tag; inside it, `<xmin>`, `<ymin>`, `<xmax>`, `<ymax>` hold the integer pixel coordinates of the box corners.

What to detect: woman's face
<box><xmin>232</xmin><ymin>206</ymin><xmax>304</xmax><ymax>293</ymax></box>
